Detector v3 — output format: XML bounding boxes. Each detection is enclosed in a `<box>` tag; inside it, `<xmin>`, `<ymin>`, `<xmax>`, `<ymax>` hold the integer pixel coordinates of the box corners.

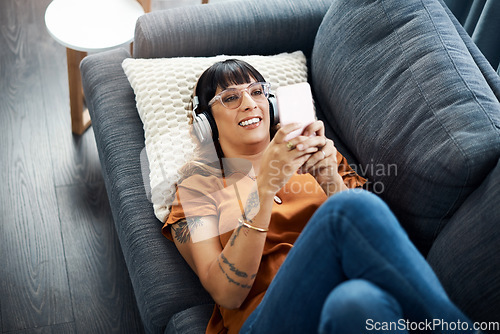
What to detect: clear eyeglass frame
<box><xmin>208</xmin><ymin>82</ymin><xmax>271</xmax><ymax>109</ymax></box>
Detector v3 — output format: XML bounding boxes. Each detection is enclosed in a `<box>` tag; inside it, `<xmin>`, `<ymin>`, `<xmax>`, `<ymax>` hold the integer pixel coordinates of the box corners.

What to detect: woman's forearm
<box><xmin>202</xmin><ymin>186</ymin><xmax>275</xmax><ymax>309</ymax></box>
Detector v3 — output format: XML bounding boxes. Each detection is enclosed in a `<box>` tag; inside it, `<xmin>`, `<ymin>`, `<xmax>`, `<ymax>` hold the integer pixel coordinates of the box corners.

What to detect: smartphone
<box><xmin>276</xmin><ymin>82</ymin><xmax>316</xmax><ymax>141</ymax></box>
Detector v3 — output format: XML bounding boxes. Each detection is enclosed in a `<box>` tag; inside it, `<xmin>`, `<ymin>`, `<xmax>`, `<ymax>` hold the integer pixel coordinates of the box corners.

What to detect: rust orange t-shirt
<box><xmin>162</xmin><ymin>152</ymin><xmax>366</xmax><ymax>334</ymax></box>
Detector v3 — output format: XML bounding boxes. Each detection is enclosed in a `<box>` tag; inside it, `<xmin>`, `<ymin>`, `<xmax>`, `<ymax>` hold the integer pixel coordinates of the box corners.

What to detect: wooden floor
<box><xmin>0</xmin><ymin>0</ymin><xmax>225</xmax><ymax>333</ymax></box>
<box><xmin>0</xmin><ymin>0</ymin><xmax>144</xmax><ymax>332</ymax></box>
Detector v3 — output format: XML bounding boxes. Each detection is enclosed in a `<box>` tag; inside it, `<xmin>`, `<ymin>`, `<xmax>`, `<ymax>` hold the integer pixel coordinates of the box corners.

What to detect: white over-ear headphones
<box><xmin>191</xmin><ymin>96</ymin><xmax>213</xmax><ymax>143</ymax></box>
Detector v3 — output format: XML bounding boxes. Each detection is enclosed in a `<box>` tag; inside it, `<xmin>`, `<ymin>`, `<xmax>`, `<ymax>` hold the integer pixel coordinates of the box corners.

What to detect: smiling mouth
<box><xmin>238</xmin><ymin>117</ymin><xmax>262</xmax><ymax>127</ymax></box>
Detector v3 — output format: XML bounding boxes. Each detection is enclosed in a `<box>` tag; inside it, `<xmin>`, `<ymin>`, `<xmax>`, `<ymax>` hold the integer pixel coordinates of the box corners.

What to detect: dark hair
<box><xmin>194</xmin><ymin>59</ymin><xmax>266</xmax><ymax>115</ymax></box>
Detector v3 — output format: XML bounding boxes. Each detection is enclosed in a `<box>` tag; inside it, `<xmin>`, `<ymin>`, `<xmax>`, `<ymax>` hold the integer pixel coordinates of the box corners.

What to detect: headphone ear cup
<box><xmin>193</xmin><ymin>111</ymin><xmax>219</xmax><ymax>143</ymax></box>
<box><xmin>192</xmin><ymin>112</ymin><xmax>212</xmax><ymax>143</ymax></box>
<box><xmin>268</xmin><ymin>95</ymin><xmax>279</xmax><ymax>127</ymax></box>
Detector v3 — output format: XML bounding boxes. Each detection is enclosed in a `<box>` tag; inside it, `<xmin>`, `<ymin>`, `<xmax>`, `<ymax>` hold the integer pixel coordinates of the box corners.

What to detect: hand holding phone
<box><xmin>276</xmin><ymin>82</ymin><xmax>316</xmax><ymax>141</ymax></box>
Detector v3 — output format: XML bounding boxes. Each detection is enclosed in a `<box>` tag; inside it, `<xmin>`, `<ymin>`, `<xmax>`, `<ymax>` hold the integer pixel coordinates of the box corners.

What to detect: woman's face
<box><xmin>210</xmin><ymin>79</ymin><xmax>271</xmax><ymax>155</ymax></box>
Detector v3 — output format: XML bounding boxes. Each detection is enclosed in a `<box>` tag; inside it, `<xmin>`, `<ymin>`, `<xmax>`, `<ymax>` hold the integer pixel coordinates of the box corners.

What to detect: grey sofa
<box><xmin>80</xmin><ymin>0</ymin><xmax>500</xmax><ymax>333</ymax></box>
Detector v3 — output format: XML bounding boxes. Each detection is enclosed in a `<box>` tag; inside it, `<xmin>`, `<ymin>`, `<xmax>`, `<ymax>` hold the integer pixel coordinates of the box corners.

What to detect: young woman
<box><xmin>162</xmin><ymin>59</ymin><xmax>477</xmax><ymax>334</ymax></box>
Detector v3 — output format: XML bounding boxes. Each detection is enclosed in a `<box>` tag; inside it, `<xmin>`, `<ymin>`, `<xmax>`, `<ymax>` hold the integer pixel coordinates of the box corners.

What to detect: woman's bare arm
<box><xmin>171</xmin><ymin>184</ymin><xmax>275</xmax><ymax>309</ymax></box>
<box><xmin>170</xmin><ymin>124</ymin><xmax>317</xmax><ymax>309</ymax></box>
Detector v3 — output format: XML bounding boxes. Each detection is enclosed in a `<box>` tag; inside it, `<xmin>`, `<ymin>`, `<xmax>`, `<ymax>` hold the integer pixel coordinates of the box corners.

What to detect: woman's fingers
<box><xmin>276</xmin><ymin>121</ymin><xmax>327</xmax><ymax>152</ymax></box>
<box><xmin>276</xmin><ymin>120</ymin><xmax>325</xmax><ymax>141</ymax></box>
<box><xmin>300</xmin><ymin>139</ymin><xmax>338</xmax><ymax>173</ymax></box>
<box><xmin>273</xmin><ymin>123</ymin><xmax>303</xmax><ymax>143</ymax></box>
<box><xmin>260</xmin><ymin>123</ymin><xmax>319</xmax><ymax>194</ymax></box>
<box><xmin>284</xmin><ymin>135</ymin><xmax>318</xmax><ymax>152</ymax></box>
<box><xmin>299</xmin><ymin>151</ymin><xmax>327</xmax><ymax>174</ymax></box>
<box><xmin>298</xmin><ymin>135</ymin><xmax>326</xmax><ymax>151</ymax></box>
<box><xmin>302</xmin><ymin>120</ymin><xmax>325</xmax><ymax>137</ymax></box>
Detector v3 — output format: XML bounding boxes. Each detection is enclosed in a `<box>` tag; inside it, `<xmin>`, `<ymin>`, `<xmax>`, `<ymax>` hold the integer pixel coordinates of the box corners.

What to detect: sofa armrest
<box><xmin>427</xmin><ymin>158</ymin><xmax>500</xmax><ymax>323</ymax></box>
<box><xmin>80</xmin><ymin>48</ymin><xmax>213</xmax><ymax>334</ymax></box>
<box><xmin>134</xmin><ymin>0</ymin><xmax>334</xmax><ymax>59</ymax></box>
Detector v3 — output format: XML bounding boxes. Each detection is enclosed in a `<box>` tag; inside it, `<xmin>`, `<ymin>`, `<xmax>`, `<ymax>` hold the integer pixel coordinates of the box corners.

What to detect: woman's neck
<box><xmin>240</xmin><ymin>151</ymin><xmax>263</xmax><ymax>175</ymax></box>
<box><xmin>220</xmin><ymin>144</ymin><xmax>265</xmax><ymax>176</ymax></box>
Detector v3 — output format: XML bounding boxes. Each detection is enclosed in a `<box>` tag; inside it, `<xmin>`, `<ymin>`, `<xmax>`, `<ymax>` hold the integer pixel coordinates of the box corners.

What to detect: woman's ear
<box><xmin>187</xmin><ymin>110</ymin><xmax>194</xmax><ymax>125</ymax></box>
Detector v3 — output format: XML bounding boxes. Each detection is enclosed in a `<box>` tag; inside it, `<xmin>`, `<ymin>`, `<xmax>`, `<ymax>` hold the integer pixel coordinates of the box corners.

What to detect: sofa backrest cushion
<box><xmin>134</xmin><ymin>0</ymin><xmax>334</xmax><ymax>59</ymax></box>
<box><xmin>311</xmin><ymin>0</ymin><xmax>500</xmax><ymax>253</ymax></box>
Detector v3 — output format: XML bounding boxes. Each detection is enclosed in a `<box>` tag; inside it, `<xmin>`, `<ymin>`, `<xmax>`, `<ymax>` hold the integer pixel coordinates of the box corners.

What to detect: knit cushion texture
<box><xmin>122</xmin><ymin>51</ymin><xmax>308</xmax><ymax>223</ymax></box>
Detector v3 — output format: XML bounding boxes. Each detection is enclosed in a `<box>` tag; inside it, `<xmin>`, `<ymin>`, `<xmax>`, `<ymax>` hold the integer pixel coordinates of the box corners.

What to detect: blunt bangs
<box><xmin>195</xmin><ymin>59</ymin><xmax>266</xmax><ymax>113</ymax></box>
<box><xmin>212</xmin><ymin>60</ymin><xmax>265</xmax><ymax>90</ymax></box>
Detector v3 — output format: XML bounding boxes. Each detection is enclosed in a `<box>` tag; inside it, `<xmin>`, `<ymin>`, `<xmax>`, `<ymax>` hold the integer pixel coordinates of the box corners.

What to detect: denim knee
<box><xmin>319</xmin><ymin>279</ymin><xmax>404</xmax><ymax>334</ymax></box>
<box><xmin>314</xmin><ymin>189</ymin><xmax>405</xmax><ymax>240</ymax></box>
<box><xmin>321</xmin><ymin>189</ymin><xmax>388</xmax><ymax>218</ymax></box>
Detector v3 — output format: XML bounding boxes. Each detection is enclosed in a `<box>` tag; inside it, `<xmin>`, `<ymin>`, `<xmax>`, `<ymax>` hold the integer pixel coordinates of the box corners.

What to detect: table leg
<box><xmin>66</xmin><ymin>48</ymin><xmax>91</xmax><ymax>135</ymax></box>
<box><xmin>136</xmin><ymin>0</ymin><xmax>151</xmax><ymax>12</ymax></box>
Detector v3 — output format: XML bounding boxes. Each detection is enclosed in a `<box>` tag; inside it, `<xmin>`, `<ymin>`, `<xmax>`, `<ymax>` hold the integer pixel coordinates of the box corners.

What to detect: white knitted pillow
<box><xmin>122</xmin><ymin>51</ymin><xmax>308</xmax><ymax>223</ymax></box>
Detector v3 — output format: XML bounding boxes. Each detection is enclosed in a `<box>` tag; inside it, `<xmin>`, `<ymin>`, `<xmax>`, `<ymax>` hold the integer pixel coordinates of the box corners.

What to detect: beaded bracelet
<box><xmin>238</xmin><ymin>218</ymin><xmax>269</xmax><ymax>233</ymax></box>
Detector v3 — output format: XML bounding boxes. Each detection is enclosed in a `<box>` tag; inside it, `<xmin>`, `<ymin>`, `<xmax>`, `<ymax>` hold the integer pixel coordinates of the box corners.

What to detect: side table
<box><xmin>45</xmin><ymin>0</ymin><xmax>147</xmax><ymax>135</ymax></box>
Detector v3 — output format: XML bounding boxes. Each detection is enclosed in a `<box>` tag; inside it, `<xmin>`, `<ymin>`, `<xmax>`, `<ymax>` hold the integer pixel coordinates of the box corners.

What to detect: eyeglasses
<box><xmin>208</xmin><ymin>82</ymin><xmax>270</xmax><ymax>109</ymax></box>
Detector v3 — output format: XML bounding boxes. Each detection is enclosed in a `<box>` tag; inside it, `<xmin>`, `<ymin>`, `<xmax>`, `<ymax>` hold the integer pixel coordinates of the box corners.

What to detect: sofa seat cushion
<box><xmin>311</xmin><ymin>0</ymin><xmax>500</xmax><ymax>253</ymax></box>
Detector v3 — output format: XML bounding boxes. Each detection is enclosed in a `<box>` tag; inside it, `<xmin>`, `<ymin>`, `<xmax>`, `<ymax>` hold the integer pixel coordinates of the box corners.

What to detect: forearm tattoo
<box><xmin>229</xmin><ymin>225</ymin><xmax>245</xmax><ymax>247</ymax></box>
<box><xmin>217</xmin><ymin>254</ymin><xmax>256</xmax><ymax>289</ymax></box>
<box><xmin>230</xmin><ymin>187</ymin><xmax>260</xmax><ymax>247</ymax></box>
<box><xmin>220</xmin><ymin>253</ymin><xmax>247</xmax><ymax>278</ymax></box>
<box><xmin>244</xmin><ymin>188</ymin><xmax>260</xmax><ymax>219</ymax></box>
<box><xmin>172</xmin><ymin>217</ymin><xmax>203</xmax><ymax>244</ymax></box>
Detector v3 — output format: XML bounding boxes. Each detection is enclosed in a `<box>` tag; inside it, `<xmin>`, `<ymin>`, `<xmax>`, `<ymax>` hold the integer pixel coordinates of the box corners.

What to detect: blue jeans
<box><xmin>240</xmin><ymin>190</ymin><xmax>475</xmax><ymax>334</ymax></box>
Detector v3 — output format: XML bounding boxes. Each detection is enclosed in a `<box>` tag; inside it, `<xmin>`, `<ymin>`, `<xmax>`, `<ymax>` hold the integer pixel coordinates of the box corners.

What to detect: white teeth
<box><xmin>239</xmin><ymin>117</ymin><xmax>261</xmax><ymax>127</ymax></box>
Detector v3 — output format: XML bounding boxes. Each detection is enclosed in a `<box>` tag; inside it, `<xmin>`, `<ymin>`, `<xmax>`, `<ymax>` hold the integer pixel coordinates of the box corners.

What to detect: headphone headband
<box><xmin>192</xmin><ymin>96</ymin><xmax>200</xmax><ymax>113</ymax></box>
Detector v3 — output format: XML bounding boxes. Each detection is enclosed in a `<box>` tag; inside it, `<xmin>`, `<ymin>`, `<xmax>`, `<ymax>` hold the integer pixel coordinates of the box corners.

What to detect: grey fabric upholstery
<box><xmin>427</xmin><ymin>158</ymin><xmax>500</xmax><ymax>325</ymax></box>
<box><xmin>80</xmin><ymin>0</ymin><xmax>500</xmax><ymax>332</ymax></box>
<box><xmin>81</xmin><ymin>48</ymin><xmax>213</xmax><ymax>334</ymax></box>
<box><xmin>311</xmin><ymin>0</ymin><xmax>500</xmax><ymax>254</ymax></box>
<box><xmin>165</xmin><ymin>304</ymin><xmax>214</xmax><ymax>334</ymax></box>
<box><xmin>133</xmin><ymin>0</ymin><xmax>334</xmax><ymax>59</ymax></box>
